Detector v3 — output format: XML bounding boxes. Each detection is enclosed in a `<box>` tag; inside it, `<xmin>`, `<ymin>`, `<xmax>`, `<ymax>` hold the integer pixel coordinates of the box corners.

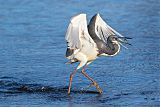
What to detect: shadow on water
<box><xmin>0</xmin><ymin>77</ymin><xmax>128</xmax><ymax>102</ymax></box>
<box><xmin>0</xmin><ymin>76</ymin><xmax>99</xmax><ymax>94</ymax></box>
<box><xmin>0</xmin><ymin>76</ymin><xmax>160</xmax><ymax>106</ymax></box>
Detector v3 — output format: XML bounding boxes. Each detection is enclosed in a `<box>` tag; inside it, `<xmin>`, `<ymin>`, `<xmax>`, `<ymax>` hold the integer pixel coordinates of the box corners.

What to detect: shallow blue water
<box><xmin>0</xmin><ymin>0</ymin><xmax>160</xmax><ymax>106</ymax></box>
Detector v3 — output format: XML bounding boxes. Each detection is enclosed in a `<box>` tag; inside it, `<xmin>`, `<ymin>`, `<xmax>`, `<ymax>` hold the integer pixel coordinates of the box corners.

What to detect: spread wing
<box><xmin>65</xmin><ymin>13</ymin><xmax>95</xmax><ymax>49</ymax></box>
<box><xmin>92</xmin><ymin>14</ymin><xmax>123</xmax><ymax>43</ymax></box>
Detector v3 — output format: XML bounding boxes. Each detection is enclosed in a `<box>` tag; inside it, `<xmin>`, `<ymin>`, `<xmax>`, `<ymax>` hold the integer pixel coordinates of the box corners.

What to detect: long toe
<box><xmin>96</xmin><ymin>85</ymin><xmax>103</xmax><ymax>94</ymax></box>
<box><xmin>93</xmin><ymin>82</ymin><xmax>103</xmax><ymax>94</ymax></box>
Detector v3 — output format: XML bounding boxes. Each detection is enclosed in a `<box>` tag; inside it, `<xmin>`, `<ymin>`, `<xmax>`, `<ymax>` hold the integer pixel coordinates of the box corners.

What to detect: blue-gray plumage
<box><xmin>65</xmin><ymin>13</ymin><xmax>131</xmax><ymax>94</ymax></box>
<box><xmin>88</xmin><ymin>14</ymin><xmax>128</xmax><ymax>56</ymax></box>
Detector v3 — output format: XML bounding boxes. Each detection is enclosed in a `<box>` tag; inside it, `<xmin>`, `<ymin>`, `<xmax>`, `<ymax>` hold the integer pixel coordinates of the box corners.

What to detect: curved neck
<box><xmin>101</xmin><ymin>42</ymin><xmax>120</xmax><ymax>56</ymax></box>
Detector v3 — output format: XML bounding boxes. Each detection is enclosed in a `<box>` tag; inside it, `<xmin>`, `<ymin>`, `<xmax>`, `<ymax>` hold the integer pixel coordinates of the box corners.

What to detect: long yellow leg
<box><xmin>68</xmin><ymin>69</ymin><xmax>77</xmax><ymax>94</ymax></box>
<box><xmin>68</xmin><ymin>61</ymin><xmax>87</xmax><ymax>94</ymax></box>
<box><xmin>81</xmin><ymin>64</ymin><xmax>103</xmax><ymax>94</ymax></box>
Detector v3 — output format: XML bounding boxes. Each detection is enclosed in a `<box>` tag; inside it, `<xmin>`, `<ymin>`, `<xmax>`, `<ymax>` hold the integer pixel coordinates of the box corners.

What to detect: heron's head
<box><xmin>108</xmin><ymin>35</ymin><xmax>132</xmax><ymax>48</ymax></box>
<box><xmin>108</xmin><ymin>35</ymin><xmax>119</xmax><ymax>44</ymax></box>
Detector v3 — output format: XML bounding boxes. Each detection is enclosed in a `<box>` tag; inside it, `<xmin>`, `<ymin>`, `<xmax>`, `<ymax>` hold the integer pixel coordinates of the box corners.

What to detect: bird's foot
<box><xmin>81</xmin><ymin>82</ymin><xmax>103</xmax><ymax>94</ymax></box>
<box><xmin>92</xmin><ymin>81</ymin><xmax>103</xmax><ymax>94</ymax></box>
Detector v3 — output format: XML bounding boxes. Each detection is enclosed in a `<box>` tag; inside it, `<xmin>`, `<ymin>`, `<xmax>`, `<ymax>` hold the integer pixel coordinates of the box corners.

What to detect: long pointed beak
<box><xmin>116</xmin><ymin>37</ymin><xmax>132</xmax><ymax>49</ymax></box>
<box><xmin>117</xmin><ymin>37</ymin><xmax>132</xmax><ymax>45</ymax></box>
<box><xmin>118</xmin><ymin>37</ymin><xmax>132</xmax><ymax>40</ymax></box>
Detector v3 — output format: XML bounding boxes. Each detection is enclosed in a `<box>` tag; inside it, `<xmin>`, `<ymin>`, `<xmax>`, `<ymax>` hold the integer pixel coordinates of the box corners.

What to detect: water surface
<box><xmin>0</xmin><ymin>0</ymin><xmax>160</xmax><ymax>106</ymax></box>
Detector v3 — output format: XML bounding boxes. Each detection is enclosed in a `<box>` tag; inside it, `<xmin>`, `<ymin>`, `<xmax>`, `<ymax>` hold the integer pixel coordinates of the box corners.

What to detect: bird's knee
<box><xmin>81</xmin><ymin>70</ymin><xmax>85</xmax><ymax>73</ymax></box>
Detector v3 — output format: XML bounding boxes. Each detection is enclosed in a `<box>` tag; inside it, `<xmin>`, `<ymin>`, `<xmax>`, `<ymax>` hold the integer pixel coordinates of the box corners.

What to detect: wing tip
<box><xmin>95</xmin><ymin>13</ymin><xmax>101</xmax><ymax>18</ymax></box>
<box><xmin>70</xmin><ymin>13</ymin><xmax>86</xmax><ymax>23</ymax></box>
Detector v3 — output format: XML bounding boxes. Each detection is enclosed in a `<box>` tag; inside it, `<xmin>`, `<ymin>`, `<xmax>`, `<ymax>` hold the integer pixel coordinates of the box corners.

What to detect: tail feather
<box><xmin>66</xmin><ymin>48</ymin><xmax>74</xmax><ymax>57</ymax></box>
